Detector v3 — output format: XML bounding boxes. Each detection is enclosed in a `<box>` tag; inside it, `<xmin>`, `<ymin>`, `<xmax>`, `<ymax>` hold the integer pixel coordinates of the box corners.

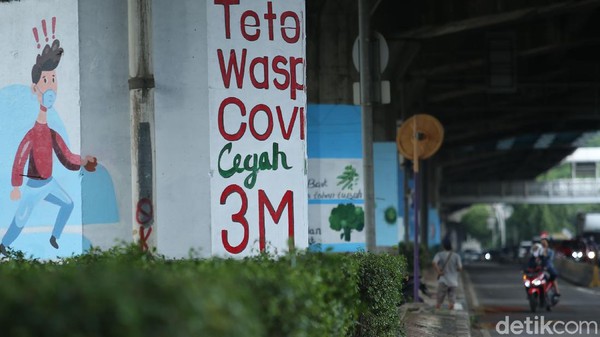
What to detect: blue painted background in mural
<box><xmin>0</xmin><ymin>84</ymin><xmax>118</xmax><ymax>259</ymax></box>
<box><xmin>307</xmin><ymin>104</ymin><xmax>363</xmax><ymax>159</ymax></box>
<box><xmin>428</xmin><ymin>208</ymin><xmax>442</xmax><ymax>246</ymax></box>
<box><xmin>374</xmin><ymin>142</ymin><xmax>401</xmax><ymax>247</ymax></box>
<box><xmin>82</xmin><ymin>165</ymin><xmax>119</xmax><ymax>225</ymax></box>
<box><xmin>405</xmin><ymin>174</ymin><xmax>442</xmax><ymax>247</ymax></box>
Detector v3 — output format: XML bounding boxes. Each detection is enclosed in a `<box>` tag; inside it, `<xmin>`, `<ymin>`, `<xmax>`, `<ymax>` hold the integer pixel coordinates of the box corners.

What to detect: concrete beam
<box><xmin>392</xmin><ymin>0</ymin><xmax>600</xmax><ymax>40</ymax></box>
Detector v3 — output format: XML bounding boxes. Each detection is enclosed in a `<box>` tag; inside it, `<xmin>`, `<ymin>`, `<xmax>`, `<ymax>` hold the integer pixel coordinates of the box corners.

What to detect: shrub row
<box><xmin>0</xmin><ymin>246</ymin><xmax>406</xmax><ymax>337</ymax></box>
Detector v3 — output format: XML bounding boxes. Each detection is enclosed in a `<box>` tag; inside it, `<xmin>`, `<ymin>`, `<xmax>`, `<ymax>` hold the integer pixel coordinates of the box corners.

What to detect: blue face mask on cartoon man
<box><xmin>42</xmin><ymin>89</ymin><xmax>57</xmax><ymax>109</ymax></box>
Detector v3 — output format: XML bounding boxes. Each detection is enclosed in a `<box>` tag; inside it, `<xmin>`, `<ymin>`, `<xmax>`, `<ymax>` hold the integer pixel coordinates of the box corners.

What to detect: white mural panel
<box><xmin>207</xmin><ymin>0</ymin><xmax>308</xmax><ymax>256</ymax></box>
<box><xmin>307</xmin><ymin>159</ymin><xmax>365</xmax><ymax>246</ymax></box>
<box><xmin>0</xmin><ymin>0</ymin><xmax>85</xmax><ymax>259</ymax></box>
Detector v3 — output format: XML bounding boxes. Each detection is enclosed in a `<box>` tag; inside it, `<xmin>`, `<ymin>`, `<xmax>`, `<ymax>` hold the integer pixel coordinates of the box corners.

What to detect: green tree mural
<box><xmin>329</xmin><ymin>203</ymin><xmax>365</xmax><ymax>241</ymax></box>
<box><xmin>336</xmin><ymin>165</ymin><xmax>359</xmax><ymax>190</ymax></box>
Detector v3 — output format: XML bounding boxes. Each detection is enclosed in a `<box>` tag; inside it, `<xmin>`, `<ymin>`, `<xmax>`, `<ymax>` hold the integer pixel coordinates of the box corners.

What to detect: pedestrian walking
<box><xmin>432</xmin><ymin>237</ymin><xmax>463</xmax><ymax>309</ymax></box>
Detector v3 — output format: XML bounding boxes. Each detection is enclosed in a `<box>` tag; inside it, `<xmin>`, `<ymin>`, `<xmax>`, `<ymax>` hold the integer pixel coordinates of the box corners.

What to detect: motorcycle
<box><xmin>523</xmin><ymin>267</ymin><xmax>560</xmax><ymax>312</ymax></box>
<box><xmin>400</xmin><ymin>274</ymin><xmax>430</xmax><ymax>304</ymax></box>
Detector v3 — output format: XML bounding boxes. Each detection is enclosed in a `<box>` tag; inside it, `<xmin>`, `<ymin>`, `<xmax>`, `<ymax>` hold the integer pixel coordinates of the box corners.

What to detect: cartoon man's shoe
<box><xmin>50</xmin><ymin>236</ymin><xmax>59</xmax><ymax>249</ymax></box>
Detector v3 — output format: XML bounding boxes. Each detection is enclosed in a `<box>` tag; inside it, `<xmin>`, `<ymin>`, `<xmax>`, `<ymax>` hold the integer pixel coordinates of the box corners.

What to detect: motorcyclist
<box><xmin>524</xmin><ymin>243</ymin><xmax>546</xmax><ymax>272</ymax></box>
<box><xmin>540</xmin><ymin>236</ymin><xmax>560</xmax><ymax>295</ymax></box>
<box><xmin>524</xmin><ymin>243</ymin><xmax>560</xmax><ymax>295</ymax></box>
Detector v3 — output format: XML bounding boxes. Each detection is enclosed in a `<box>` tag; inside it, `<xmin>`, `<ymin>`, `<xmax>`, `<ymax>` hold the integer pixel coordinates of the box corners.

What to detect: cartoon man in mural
<box><xmin>0</xmin><ymin>34</ymin><xmax>97</xmax><ymax>256</ymax></box>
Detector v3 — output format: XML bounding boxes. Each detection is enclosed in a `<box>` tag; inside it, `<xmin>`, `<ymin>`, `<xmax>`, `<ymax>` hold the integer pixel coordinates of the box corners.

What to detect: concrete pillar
<box><xmin>128</xmin><ymin>0</ymin><xmax>156</xmax><ymax>250</ymax></box>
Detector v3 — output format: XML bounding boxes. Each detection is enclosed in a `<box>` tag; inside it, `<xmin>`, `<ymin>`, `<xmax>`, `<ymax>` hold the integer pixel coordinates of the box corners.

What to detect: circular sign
<box><xmin>136</xmin><ymin>198</ymin><xmax>154</xmax><ymax>225</ymax></box>
<box><xmin>396</xmin><ymin>114</ymin><xmax>444</xmax><ymax>160</ymax></box>
<box><xmin>352</xmin><ymin>31</ymin><xmax>389</xmax><ymax>73</ymax></box>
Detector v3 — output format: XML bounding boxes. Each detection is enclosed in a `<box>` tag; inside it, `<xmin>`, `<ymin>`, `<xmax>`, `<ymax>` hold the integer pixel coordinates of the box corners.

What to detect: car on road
<box><xmin>553</xmin><ymin>238</ymin><xmax>596</xmax><ymax>262</ymax></box>
<box><xmin>482</xmin><ymin>249</ymin><xmax>501</xmax><ymax>261</ymax></box>
<box><xmin>461</xmin><ymin>248</ymin><xmax>481</xmax><ymax>263</ymax></box>
<box><xmin>518</xmin><ymin>240</ymin><xmax>532</xmax><ymax>263</ymax></box>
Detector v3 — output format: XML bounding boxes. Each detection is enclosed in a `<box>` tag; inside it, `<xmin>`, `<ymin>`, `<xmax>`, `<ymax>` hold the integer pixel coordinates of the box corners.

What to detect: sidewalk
<box><xmin>399</xmin><ymin>267</ymin><xmax>473</xmax><ymax>337</ymax></box>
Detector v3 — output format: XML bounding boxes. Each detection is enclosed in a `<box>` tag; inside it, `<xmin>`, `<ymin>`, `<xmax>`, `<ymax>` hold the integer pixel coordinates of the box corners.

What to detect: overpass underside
<box><xmin>306</xmin><ymin>0</ymin><xmax>600</xmax><ymax>244</ymax></box>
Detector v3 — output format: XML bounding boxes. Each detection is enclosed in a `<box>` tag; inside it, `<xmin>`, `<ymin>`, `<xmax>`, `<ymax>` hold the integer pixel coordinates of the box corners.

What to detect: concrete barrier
<box><xmin>555</xmin><ymin>258</ymin><xmax>594</xmax><ymax>287</ymax></box>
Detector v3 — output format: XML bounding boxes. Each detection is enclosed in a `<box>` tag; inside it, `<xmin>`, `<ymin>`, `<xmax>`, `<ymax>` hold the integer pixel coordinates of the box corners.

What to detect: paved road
<box><xmin>465</xmin><ymin>261</ymin><xmax>600</xmax><ymax>337</ymax></box>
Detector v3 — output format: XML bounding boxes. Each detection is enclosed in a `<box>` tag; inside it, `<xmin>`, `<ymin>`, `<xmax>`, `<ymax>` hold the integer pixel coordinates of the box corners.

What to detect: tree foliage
<box><xmin>536</xmin><ymin>163</ymin><xmax>571</xmax><ymax>181</ymax></box>
<box><xmin>460</xmin><ymin>204</ymin><xmax>492</xmax><ymax>246</ymax></box>
<box><xmin>504</xmin><ymin>149</ymin><xmax>600</xmax><ymax>245</ymax></box>
<box><xmin>506</xmin><ymin>203</ymin><xmax>600</xmax><ymax>244</ymax></box>
<box><xmin>581</xmin><ymin>132</ymin><xmax>600</xmax><ymax>147</ymax></box>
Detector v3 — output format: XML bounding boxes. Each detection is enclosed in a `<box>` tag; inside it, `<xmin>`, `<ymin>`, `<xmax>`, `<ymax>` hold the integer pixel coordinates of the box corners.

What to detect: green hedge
<box><xmin>352</xmin><ymin>253</ymin><xmax>406</xmax><ymax>337</ymax></box>
<box><xmin>398</xmin><ymin>242</ymin><xmax>431</xmax><ymax>273</ymax></box>
<box><xmin>0</xmin><ymin>246</ymin><xmax>406</xmax><ymax>337</ymax></box>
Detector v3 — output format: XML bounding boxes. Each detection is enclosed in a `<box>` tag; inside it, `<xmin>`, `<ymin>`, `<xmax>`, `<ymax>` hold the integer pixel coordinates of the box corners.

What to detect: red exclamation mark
<box><xmin>32</xmin><ymin>27</ymin><xmax>41</xmax><ymax>49</ymax></box>
<box><xmin>42</xmin><ymin>19</ymin><xmax>48</xmax><ymax>42</ymax></box>
<box><xmin>52</xmin><ymin>17</ymin><xmax>56</xmax><ymax>40</ymax></box>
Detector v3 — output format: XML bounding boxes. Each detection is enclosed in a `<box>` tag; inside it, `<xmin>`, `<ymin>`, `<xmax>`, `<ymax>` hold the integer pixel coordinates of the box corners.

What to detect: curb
<box><xmin>556</xmin><ymin>258</ymin><xmax>594</xmax><ymax>286</ymax></box>
<box><xmin>400</xmin><ymin>267</ymin><xmax>473</xmax><ymax>337</ymax></box>
<box><xmin>462</xmin><ymin>268</ymin><xmax>480</xmax><ymax>310</ymax></box>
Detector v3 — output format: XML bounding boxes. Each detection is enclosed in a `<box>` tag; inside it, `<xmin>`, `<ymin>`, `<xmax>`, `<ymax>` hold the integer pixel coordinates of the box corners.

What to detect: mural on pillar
<box><xmin>405</xmin><ymin>179</ymin><xmax>442</xmax><ymax>247</ymax></box>
<box><xmin>307</xmin><ymin>104</ymin><xmax>366</xmax><ymax>252</ymax></box>
<box><xmin>374</xmin><ymin>142</ymin><xmax>403</xmax><ymax>247</ymax></box>
<box><xmin>0</xmin><ymin>13</ymin><xmax>119</xmax><ymax>259</ymax></box>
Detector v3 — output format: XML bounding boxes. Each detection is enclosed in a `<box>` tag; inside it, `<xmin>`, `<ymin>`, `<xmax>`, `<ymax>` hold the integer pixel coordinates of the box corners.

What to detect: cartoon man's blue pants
<box><xmin>1</xmin><ymin>177</ymin><xmax>73</xmax><ymax>246</ymax></box>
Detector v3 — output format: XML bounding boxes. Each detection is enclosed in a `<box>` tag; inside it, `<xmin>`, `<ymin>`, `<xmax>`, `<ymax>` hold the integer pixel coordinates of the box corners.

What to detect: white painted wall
<box><xmin>1</xmin><ymin>0</ymin><xmax>306</xmax><ymax>259</ymax></box>
<box><xmin>152</xmin><ymin>0</ymin><xmax>212</xmax><ymax>257</ymax></box>
<box><xmin>206</xmin><ymin>0</ymin><xmax>308</xmax><ymax>257</ymax></box>
<box><xmin>152</xmin><ymin>0</ymin><xmax>308</xmax><ymax>258</ymax></box>
<box><xmin>0</xmin><ymin>0</ymin><xmax>81</xmax><ymax>149</ymax></box>
<box><xmin>0</xmin><ymin>0</ymin><xmax>86</xmax><ymax>259</ymax></box>
<box><xmin>78</xmin><ymin>0</ymin><xmax>132</xmax><ymax>248</ymax></box>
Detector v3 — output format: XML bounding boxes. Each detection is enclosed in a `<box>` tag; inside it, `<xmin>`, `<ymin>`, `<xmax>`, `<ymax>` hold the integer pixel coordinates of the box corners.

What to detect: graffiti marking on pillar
<box><xmin>136</xmin><ymin>198</ymin><xmax>154</xmax><ymax>226</ymax></box>
<box><xmin>139</xmin><ymin>225</ymin><xmax>152</xmax><ymax>251</ymax></box>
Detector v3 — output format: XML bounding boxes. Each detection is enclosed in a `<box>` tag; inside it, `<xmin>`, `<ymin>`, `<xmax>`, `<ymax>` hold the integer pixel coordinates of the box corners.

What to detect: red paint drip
<box><xmin>52</xmin><ymin>17</ymin><xmax>56</xmax><ymax>39</ymax></box>
<box><xmin>32</xmin><ymin>27</ymin><xmax>40</xmax><ymax>49</ymax></box>
<box><xmin>41</xmin><ymin>19</ymin><xmax>48</xmax><ymax>42</ymax></box>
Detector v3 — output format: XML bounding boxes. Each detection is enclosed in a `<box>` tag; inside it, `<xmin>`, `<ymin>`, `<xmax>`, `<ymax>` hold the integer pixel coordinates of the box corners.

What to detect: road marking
<box><xmin>468</xmin><ymin>284</ymin><xmax>519</xmax><ymax>289</ymax></box>
<box><xmin>575</xmin><ymin>287</ymin><xmax>600</xmax><ymax>296</ymax></box>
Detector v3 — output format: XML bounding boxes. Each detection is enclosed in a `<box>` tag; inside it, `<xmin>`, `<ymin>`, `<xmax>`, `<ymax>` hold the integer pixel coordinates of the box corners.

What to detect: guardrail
<box><xmin>555</xmin><ymin>258</ymin><xmax>595</xmax><ymax>287</ymax></box>
<box><xmin>440</xmin><ymin>179</ymin><xmax>600</xmax><ymax>204</ymax></box>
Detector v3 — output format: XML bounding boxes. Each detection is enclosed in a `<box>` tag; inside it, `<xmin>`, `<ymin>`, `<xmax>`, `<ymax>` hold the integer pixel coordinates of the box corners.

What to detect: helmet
<box><xmin>531</xmin><ymin>243</ymin><xmax>543</xmax><ymax>257</ymax></box>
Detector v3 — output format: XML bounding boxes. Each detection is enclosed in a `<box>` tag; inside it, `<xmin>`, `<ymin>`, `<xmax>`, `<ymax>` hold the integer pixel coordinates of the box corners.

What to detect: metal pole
<box><xmin>403</xmin><ymin>160</ymin><xmax>410</xmax><ymax>244</ymax></box>
<box><xmin>420</xmin><ymin>162</ymin><xmax>429</xmax><ymax>248</ymax></box>
<box><xmin>413</xmin><ymin>168</ymin><xmax>420</xmax><ymax>302</ymax></box>
<box><xmin>128</xmin><ymin>0</ymin><xmax>156</xmax><ymax>250</ymax></box>
<box><xmin>358</xmin><ymin>0</ymin><xmax>377</xmax><ymax>252</ymax></box>
<box><xmin>399</xmin><ymin>84</ymin><xmax>410</xmax><ymax>244</ymax></box>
